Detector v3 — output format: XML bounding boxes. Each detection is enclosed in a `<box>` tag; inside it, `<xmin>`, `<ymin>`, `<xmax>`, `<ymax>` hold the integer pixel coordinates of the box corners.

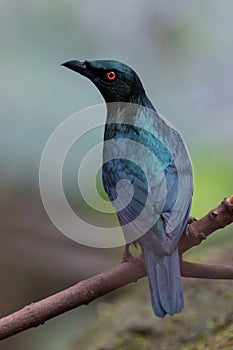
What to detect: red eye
<box><xmin>106</xmin><ymin>71</ymin><xmax>117</xmax><ymax>81</ymax></box>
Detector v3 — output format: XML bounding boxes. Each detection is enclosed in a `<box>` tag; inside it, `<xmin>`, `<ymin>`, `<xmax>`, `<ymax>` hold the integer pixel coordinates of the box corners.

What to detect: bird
<box><xmin>61</xmin><ymin>59</ymin><xmax>193</xmax><ymax>317</ymax></box>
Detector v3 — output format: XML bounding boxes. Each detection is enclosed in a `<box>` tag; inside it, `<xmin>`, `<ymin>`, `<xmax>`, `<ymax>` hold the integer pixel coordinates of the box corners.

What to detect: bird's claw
<box><xmin>122</xmin><ymin>245</ymin><xmax>146</xmax><ymax>273</ymax></box>
<box><xmin>122</xmin><ymin>244</ymin><xmax>133</xmax><ymax>263</ymax></box>
<box><xmin>185</xmin><ymin>224</ymin><xmax>195</xmax><ymax>241</ymax></box>
<box><xmin>185</xmin><ymin>225</ymin><xmax>207</xmax><ymax>244</ymax></box>
<box><xmin>185</xmin><ymin>216</ymin><xmax>197</xmax><ymax>240</ymax></box>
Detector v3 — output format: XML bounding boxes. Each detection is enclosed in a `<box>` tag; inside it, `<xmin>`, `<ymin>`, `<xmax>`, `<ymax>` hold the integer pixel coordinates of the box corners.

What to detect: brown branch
<box><xmin>180</xmin><ymin>260</ymin><xmax>233</xmax><ymax>279</ymax></box>
<box><xmin>0</xmin><ymin>196</ymin><xmax>233</xmax><ymax>341</ymax></box>
<box><xmin>178</xmin><ymin>196</ymin><xmax>233</xmax><ymax>254</ymax></box>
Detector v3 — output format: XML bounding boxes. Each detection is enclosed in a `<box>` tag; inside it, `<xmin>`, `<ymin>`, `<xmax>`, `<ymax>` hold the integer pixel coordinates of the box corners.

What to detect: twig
<box><xmin>180</xmin><ymin>261</ymin><xmax>233</xmax><ymax>279</ymax></box>
<box><xmin>0</xmin><ymin>196</ymin><xmax>233</xmax><ymax>341</ymax></box>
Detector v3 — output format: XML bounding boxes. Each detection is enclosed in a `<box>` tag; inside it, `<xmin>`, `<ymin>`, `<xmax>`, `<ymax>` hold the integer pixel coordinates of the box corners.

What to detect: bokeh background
<box><xmin>0</xmin><ymin>1</ymin><xmax>232</xmax><ymax>349</ymax></box>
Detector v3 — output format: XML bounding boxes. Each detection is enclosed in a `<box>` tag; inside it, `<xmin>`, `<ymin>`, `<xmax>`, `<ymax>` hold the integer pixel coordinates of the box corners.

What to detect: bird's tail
<box><xmin>142</xmin><ymin>246</ymin><xmax>184</xmax><ymax>317</ymax></box>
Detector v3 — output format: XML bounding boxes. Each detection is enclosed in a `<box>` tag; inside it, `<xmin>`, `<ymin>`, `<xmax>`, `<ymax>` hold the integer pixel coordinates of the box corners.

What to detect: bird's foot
<box><xmin>185</xmin><ymin>224</ymin><xmax>195</xmax><ymax>241</ymax></box>
<box><xmin>122</xmin><ymin>245</ymin><xmax>146</xmax><ymax>273</ymax></box>
<box><xmin>185</xmin><ymin>216</ymin><xmax>197</xmax><ymax>240</ymax></box>
<box><xmin>122</xmin><ymin>244</ymin><xmax>133</xmax><ymax>263</ymax></box>
<box><xmin>185</xmin><ymin>218</ymin><xmax>207</xmax><ymax>244</ymax></box>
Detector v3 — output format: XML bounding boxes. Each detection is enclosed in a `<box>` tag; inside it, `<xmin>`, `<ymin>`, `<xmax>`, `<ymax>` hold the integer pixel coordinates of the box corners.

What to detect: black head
<box><xmin>61</xmin><ymin>60</ymin><xmax>146</xmax><ymax>103</ymax></box>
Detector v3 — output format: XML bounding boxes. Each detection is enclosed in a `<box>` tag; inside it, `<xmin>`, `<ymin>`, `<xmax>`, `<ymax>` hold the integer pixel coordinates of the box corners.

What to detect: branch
<box><xmin>178</xmin><ymin>196</ymin><xmax>233</xmax><ymax>254</ymax></box>
<box><xmin>0</xmin><ymin>196</ymin><xmax>233</xmax><ymax>341</ymax></box>
<box><xmin>180</xmin><ymin>260</ymin><xmax>233</xmax><ymax>279</ymax></box>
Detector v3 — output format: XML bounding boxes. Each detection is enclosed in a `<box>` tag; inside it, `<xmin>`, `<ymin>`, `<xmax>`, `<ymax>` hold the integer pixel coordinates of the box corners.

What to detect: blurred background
<box><xmin>0</xmin><ymin>1</ymin><xmax>232</xmax><ymax>349</ymax></box>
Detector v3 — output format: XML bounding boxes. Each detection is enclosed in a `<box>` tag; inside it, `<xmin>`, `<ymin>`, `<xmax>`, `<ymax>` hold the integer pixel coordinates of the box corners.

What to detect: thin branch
<box><xmin>180</xmin><ymin>261</ymin><xmax>233</xmax><ymax>279</ymax></box>
<box><xmin>0</xmin><ymin>196</ymin><xmax>233</xmax><ymax>341</ymax></box>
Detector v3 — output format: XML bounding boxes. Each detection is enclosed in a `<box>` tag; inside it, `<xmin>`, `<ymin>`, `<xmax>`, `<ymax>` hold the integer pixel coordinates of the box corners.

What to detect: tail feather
<box><xmin>142</xmin><ymin>246</ymin><xmax>184</xmax><ymax>317</ymax></box>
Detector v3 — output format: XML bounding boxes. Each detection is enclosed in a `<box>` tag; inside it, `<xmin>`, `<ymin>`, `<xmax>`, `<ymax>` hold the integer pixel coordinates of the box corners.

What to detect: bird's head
<box><xmin>61</xmin><ymin>59</ymin><xmax>146</xmax><ymax>103</ymax></box>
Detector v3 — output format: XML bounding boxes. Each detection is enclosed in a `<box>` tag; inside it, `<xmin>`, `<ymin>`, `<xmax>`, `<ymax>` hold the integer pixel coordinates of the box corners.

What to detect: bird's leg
<box><xmin>122</xmin><ymin>244</ymin><xmax>132</xmax><ymax>263</ymax></box>
<box><xmin>122</xmin><ymin>244</ymin><xmax>146</xmax><ymax>273</ymax></box>
<box><xmin>185</xmin><ymin>216</ymin><xmax>197</xmax><ymax>240</ymax></box>
<box><xmin>185</xmin><ymin>216</ymin><xmax>207</xmax><ymax>243</ymax></box>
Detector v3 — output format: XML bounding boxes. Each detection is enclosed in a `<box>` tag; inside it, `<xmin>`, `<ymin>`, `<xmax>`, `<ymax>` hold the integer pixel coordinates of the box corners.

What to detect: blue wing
<box><xmin>102</xmin><ymin>121</ymin><xmax>192</xmax><ymax>246</ymax></box>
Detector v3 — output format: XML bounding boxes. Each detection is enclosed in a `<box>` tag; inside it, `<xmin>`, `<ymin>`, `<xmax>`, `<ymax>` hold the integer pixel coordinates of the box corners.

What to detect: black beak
<box><xmin>61</xmin><ymin>60</ymin><xmax>93</xmax><ymax>79</ymax></box>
